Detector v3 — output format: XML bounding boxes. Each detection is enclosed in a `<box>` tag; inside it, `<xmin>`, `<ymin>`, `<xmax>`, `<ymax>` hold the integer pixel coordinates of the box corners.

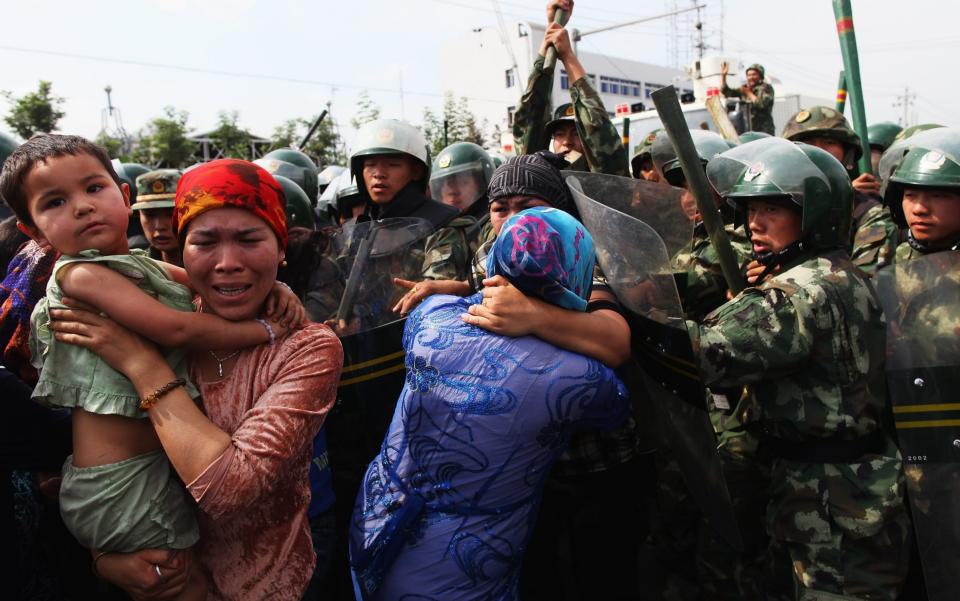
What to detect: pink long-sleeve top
<box><xmin>186</xmin><ymin>324</ymin><xmax>343</xmax><ymax>601</ymax></box>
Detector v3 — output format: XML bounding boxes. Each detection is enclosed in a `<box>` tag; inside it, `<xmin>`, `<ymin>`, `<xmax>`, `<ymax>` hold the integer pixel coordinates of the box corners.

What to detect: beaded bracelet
<box><xmin>256</xmin><ymin>318</ymin><xmax>277</xmax><ymax>345</ymax></box>
<box><xmin>139</xmin><ymin>378</ymin><xmax>187</xmax><ymax>411</ymax></box>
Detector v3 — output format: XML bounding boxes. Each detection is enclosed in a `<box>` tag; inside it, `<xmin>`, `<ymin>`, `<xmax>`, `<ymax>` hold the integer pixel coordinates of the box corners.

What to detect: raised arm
<box><xmin>59</xmin><ymin>262</ymin><xmax>272</xmax><ymax>350</ymax></box>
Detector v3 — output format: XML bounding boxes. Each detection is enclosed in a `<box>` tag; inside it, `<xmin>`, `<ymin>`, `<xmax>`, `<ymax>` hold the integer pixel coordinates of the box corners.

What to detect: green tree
<box><xmin>95</xmin><ymin>131</ymin><xmax>124</xmax><ymax>159</ymax></box>
<box><xmin>421</xmin><ymin>93</ymin><xmax>487</xmax><ymax>156</ymax></box>
<box><xmin>271</xmin><ymin>113</ymin><xmax>346</xmax><ymax>166</ymax></box>
<box><xmin>131</xmin><ymin>107</ymin><xmax>194</xmax><ymax>168</ymax></box>
<box><xmin>2</xmin><ymin>80</ymin><xmax>66</xmax><ymax>138</ymax></box>
<box><xmin>350</xmin><ymin>91</ymin><xmax>381</xmax><ymax>130</ymax></box>
<box><xmin>210</xmin><ymin>110</ymin><xmax>251</xmax><ymax>159</ymax></box>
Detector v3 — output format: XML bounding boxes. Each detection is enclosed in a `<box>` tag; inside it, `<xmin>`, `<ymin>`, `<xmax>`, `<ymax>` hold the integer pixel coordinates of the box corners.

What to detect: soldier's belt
<box><xmin>755</xmin><ymin>428</ymin><xmax>885</xmax><ymax>464</ymax></box>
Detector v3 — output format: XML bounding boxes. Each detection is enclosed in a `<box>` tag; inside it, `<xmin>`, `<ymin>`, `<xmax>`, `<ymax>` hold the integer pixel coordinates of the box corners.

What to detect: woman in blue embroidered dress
<box><xmin>349</xmin><ymin>207</ymin><xmax>629</xmax><ymax>600</ymax></box>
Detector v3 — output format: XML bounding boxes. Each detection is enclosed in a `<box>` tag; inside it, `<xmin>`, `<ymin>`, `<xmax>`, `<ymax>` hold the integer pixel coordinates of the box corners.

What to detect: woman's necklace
<box><xmin>209</xmin><ymin>350</ymin><xmax>241</xmax><ymax>378</ymax></box>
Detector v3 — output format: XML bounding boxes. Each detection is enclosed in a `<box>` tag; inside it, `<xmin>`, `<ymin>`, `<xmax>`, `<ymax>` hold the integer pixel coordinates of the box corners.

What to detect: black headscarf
<box><xmin>487</xmin><ymin>151</ymin><xmax>579</xmax><ymax>219</ymax></box>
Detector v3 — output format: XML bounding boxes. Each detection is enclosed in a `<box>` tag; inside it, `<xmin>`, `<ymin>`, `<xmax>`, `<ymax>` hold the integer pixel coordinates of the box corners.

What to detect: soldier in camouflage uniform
<box><xmin>349</xmin><ymin>118</ymin><xmax>472</xmax><ymax>283</ymax></box>
<box><xmin>883</xmin><ymin>128</ymin><xmax>960</xmax><ymax>263</ymax></box>
<box><xmin>783</xmin><ymin>106</ymin><xmax>899</xmax><ymax>277</ymax></box>
<box><xmin>511</xmin><ymin>1</ymin><xmax>628</xmax><ymax>176</ymax></box>
<box><xmin>866</xmin><ymin>122</ymin><xmax>902</xmax><ymax>176</ymax></box>
<box><xmin>429</xmin><ymin>142</ymin><xmax>496</xmax><ymax>256</ymax></box>
<box><xmin>131</xmin><ymin>169</ymin><xmax>182</xmax><ymax>266</ymax></box>
<box><xmin>690</xmin><ymin>137</ymin><xmax>910</xmax><ymax>600</ymax></box>
<box><xmin>646</xmin><ymin>129</ymin><xmax>755</xmax><ymax>599</ymax></box>
<box><xmin>720</xmin><ymin>62</ymin><xmax>775</xmax><ymax>135</ymax></box>
<box><xmin>631</xmin><ymin>128</ymin><xmax>661</xmax><ymax>182</ymax></box>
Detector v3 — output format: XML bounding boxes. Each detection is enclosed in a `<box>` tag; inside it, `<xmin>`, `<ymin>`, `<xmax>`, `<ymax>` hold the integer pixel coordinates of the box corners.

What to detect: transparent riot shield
<box><xmin>567</xmin><ymin>174</ymin><xmax>742</xmax><ymax>551</ymax></box>
<box><xmin>876</xmin><ymin>252</ymin><xmax>960</xmax><ymax>601</ymax></box>
<box><xmin>566</xmin><ymin>172</ymin><xmax>694</xmax><ymax>258</ymax></box>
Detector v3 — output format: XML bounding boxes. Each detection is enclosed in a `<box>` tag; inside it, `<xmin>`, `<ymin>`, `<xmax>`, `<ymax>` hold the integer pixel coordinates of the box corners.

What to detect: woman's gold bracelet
<box><xmin>139</xmin><ymin>378</ymin><xmax>187</xmax><ymax>411</ymax></box>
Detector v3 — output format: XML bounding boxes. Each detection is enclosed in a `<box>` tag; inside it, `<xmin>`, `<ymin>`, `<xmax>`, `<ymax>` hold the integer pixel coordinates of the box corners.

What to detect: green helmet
<box><xmin>429</xmin><ymin>142</ymin><xmax>494</xmax><ymax>212</ymax></box>
<box><xmin>781</xmin><ymin>106</ymin><xmax>862</xmax><ymax>163</ymax></box>
<box><xmin>883</xmin><ymin>127</ymin><xmax>960</xmax><ymax>227</ymax></box>
<box><xmin>738</xmin><ymin>131</ymin><xmax>772</xmax><ymax>144</ymax></box>
<box><xmin>707</xmin><ymin>136</ymin><xmax>852</xmax><ymax>251</ymax></box>
<box><xmin>254</xmin><ymin>157</ymin><xmax>319</xmax><ymax>206</ymax></box>
<box><xmin>335</xmin><ymin>176</ymin><xmax>363</xmax><ymax>221</ymax></box>
<box><xmin>745</xmin><ymin>63</ymin><xmax>765</xmax><ymax>79</ymax></box>
<box><xmin>651</xmin><ymin>129</ymin><xmax>729</xmax><ymax>186</ymax></box>
<box><xmin>273</xmin><ymin>174</ymin><xmax>315</xmax><ymax>230</ymax></box>
<box><xmin>866</xmin><ymin>122</ymin><xmax>903</xmax><ymax>152</ymax></box>
<box><xmin>349</xmin><ymin>118</ymin><xmax>431</xmax><ymax>196</ymax></box>
<box><xmin>877</xmin><ymin>124</ymin><xmax>947</xmax><ymax>196</ymax></box>
<box><xmin>132</xmin><ymin>169</ymin><xmax>180</xmax><ymax>211</ymax></box>
<box><xmin>264</xmin><ymin>148</ymin><xmax>316</xmax><ymax>172</ymax></box>
<box><xmin>630</xmin><ymin>129</ymin><xmax>660</xmax><ymax>178</ymax></box>
<box><xmin>0</xmin><ymin>131</ymin><xmax>19</xmax><ymax>168</ymax></box>
<box><xmin>115</xmin><ymin>162</ymin><xmax>150</xmax><ymax>205</ymax></box>
<box><xmin>489</xmin><ymin>152</ymin><xmax>508</xmax><ymax>168</ymax></box>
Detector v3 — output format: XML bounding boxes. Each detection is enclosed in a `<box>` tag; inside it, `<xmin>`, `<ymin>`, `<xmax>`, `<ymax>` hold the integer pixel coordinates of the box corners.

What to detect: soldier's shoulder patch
<box><xmin>795</xmin><ymin>110</ymin><xmax>811</xmax><ymax>123</ymax></box>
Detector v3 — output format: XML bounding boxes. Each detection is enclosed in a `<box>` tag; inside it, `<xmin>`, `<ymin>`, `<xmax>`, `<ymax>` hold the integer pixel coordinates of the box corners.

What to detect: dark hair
<box><xmin>0</xmin><ymin>133</ymin><xmax>123</xmax><ymax>226</ymax></box>
<box><xmin>0</xmin><ymin>216</ymin><xmax>28</xmax><ymax>274</ymax></box>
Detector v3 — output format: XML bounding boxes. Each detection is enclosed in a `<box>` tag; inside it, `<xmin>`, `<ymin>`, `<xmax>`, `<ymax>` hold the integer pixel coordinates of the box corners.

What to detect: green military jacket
<box><xmin>690</xmin><ymin>250</ymin><xmax>887</xmax><ymax>442</ymax></box>
<box><xmin>850</xmin><ymin>196</ymin><xmax>899</xmax><ymax>277</ymax></box>
<box><xmin>421</xmin><ymin>215</ymin><xmax>474</xmax><ymax>281</ymax></box>
<box><xmin>673</xmin><ymin>222</ymin><xmax>753</xmax><ymax>321</ymax></box>
<box><xmin>512</xmin><ymin>56</ymin><xmax>629</xmax><ymax>177</ymax></box>
<box><xmin>721</xmin><ymin>81</ymin><xmax>775</xmax><ymax>136</ymax></box>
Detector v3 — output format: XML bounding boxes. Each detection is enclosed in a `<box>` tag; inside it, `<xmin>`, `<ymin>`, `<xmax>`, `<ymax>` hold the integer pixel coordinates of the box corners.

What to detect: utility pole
<box><xmin>892</xmin><ymin>86</ymin><xmax>916</xmax><ymax>127</ymax></box>
<box><xmin>694</xmin><ymin>3</ymin><xmax>706</xmax><ymax>61</ymax></box>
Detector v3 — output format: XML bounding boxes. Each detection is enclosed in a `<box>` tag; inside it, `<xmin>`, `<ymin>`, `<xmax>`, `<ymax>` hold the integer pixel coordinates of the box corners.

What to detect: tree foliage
<box><xmin>210</xmin><ymin>110</ymin><xmax>252</xmax><ymax>159</ymax></box>
<box><xmin>130</xmin><ymin>107</ymin><xmax>194</xmax><ymax>168</ymax></box>
<box><xmin>2</xmin><ymin>81</ymin><xmax>66</xmax><ymax>139</ymax></box>
<box><xmin>350</xmin><ymin>91</ymin><xmax>382</xmax><ymax>130</ymax></box>
<box><xmin>270</xmin><ymin>113</ymin><xmax>345</xmax><ymax>166</ymax></box>
<box><xmin>421</xmin><ymin>93</ymin><xmax>486</xmax><ymax>156</ymax></box>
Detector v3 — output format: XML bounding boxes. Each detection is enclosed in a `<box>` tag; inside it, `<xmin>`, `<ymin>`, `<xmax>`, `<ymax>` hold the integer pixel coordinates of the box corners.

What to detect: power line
<box><xmin>0</xmin><ymin>44</ymin><xmax>511</xmax><ymax>107</ymax></box>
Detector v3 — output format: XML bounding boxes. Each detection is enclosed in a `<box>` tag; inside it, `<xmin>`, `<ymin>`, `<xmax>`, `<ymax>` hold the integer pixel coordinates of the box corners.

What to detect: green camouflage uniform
<box><xmin>850</xmin><ymin>198</ymin><xmax>899</xmax><ymax>277</ymax></box>
<box><xmin>674</xmin><ymin>222</ymin><xmax>753</xmax><ymax>321</ymax></box>
<box><xmin>421</xmin><ymin>216</ymin><xmax>474</xmax><ymax>281</ymax></box>
<box><xmin>721</xmin><ymin>76</ymin><xmax>775</xmax><ymax>135</ymax></box>
<box><xmin>512</xmin><ymin>55</ymin><xmax>629</xmax><ymax>176</ymax></box>
<box><xmin>689</xmin><ymin>250</ymin><xmax>910</xmax><ymax>600</ymax></box>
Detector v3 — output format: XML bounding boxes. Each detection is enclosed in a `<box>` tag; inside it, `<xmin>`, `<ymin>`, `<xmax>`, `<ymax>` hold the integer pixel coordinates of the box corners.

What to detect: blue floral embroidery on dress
<box><xmin>406</xmin><ymin>354</ymin><xmax>440</xmax><ymax>393</ymax></box>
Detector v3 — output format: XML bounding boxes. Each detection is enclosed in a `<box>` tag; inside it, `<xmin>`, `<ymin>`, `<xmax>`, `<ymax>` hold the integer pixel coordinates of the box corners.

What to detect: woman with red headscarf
<box><xmin>49</xmin><ymin>159</ymin><xmax>344</xmax><ymax>601</ymax></box>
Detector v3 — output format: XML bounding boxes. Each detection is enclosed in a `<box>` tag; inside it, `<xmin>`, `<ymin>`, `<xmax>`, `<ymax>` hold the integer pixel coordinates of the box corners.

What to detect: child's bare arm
<box><xmin>159</xmin><ymin>263</ymin><xmax>192</xmax><ymax>290</ymax></box>
<box><xmin>59</xmin><ymin>263</ymin><xmax>274</xmax><ymax>350</ymax></box>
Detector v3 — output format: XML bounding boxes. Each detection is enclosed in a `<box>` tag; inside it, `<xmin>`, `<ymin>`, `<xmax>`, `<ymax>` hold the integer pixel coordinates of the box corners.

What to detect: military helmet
<box><xmin>877</xmin><ymin>124</ymin><xmax>947</xmax><ymax>196</ymax></box>
<box><xmin>738</xmin><ymin>131</ymin><xmax>772</xmax><ymax>144</ymax></box>
<box><xmin>317</xmin><ymin>165</ymin><xmax>346</xmax><ymax>192</ymax></box>
<box><xmin>273</xmin><ymin>174</ymin><xmax>315</xmax><ymax>229</ymax></box>
<box><xmin>867</xmin><ymin>122</ymin><xmax>903</xmax><ymax>152</ymax></box>
<box><xmin>489</xmin><ymin>152</ymin><xmax>509</xmax><ymax>169</ymax></box>
<box><xmin>630</xmin><ymin>129</ymin><xmax>660</xmax><ymax>178</ymax></box>
<box><xmin>707</xmin><ymin>136</ymin><xmax>852</xmax><ymax>251</ymax></box>
<box><xmin>544</xmin><ymin>103</ymin><xmax>577</xmax><ymax>140</ymax></box>
<box><xmin>254</xmin><ymin>157</ymin><xmax>319</xmax><ymax>205</ymax></box>
<box><xmin>651</xmin><ymin>129</ymin><xmax>729</xmax><ymax>186</ymax></box>
<box><xmin>781</xmin><ymin>106</ymin><xmax>862</xmax><ymax>163</ymax></box>
<box><xmin>429</xmin><ymin>142</ymin><xmax>494</xmax><ymax>210</ymax></box>
<box><xmin>349</xmin><ymin>118</ymin><xmax>431</xmax><ymax>196</ymax></box>
<box><xmin>745</xmin><ymin>63</ymin><xmax>765</xmax><ymax>79</ymax></box>
<box><xmin>264</xmin><ymin>148</ymin><xmax>316</xmax><ymax>172</ymax></box>
<box><xmin>883</xmin><ymin>127</ymin><xmax>960</xmax><ymax>226</ymax></box>
<box><xmin>335</xmin><ymin>176</ymin><xmax>363</xmax><ymax>221</ymax></box>
<box><xmin>0</xmin><ymin>131</ymin><xmax>19</xmax><ymax>168</ymax></box>
<box><xmin>114</xmin><ymin>162</ymin><xmax>150</xmax><ymax>205</ymax></box>
<box><xmin>132</xmin><ymin>169</ymin><xmax>180</xmax><ymax>211</ymax></box>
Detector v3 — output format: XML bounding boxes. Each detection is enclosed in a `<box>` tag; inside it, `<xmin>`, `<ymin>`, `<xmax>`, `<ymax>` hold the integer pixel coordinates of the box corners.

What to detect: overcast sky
<box><xmin>2</xmin><ymin>0</ymin><xmax>955</xmax><ymax>151</ymax></box>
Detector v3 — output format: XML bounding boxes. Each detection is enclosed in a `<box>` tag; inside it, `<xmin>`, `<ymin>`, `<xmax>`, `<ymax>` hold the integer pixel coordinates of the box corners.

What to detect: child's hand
<box><xmin>266</xmin><ymin>282</ymin><xmax>307</xmax><ymax>328</ymax></box>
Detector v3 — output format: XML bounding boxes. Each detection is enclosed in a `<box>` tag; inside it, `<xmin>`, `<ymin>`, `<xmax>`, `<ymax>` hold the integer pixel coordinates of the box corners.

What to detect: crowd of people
<box><xmin>2</xmin><ymin>1</ymin><xmax>958</xmax><ymax>600</ymax></box>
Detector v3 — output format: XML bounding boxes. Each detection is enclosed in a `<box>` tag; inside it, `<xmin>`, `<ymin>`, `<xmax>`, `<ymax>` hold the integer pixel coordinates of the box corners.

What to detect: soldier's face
<box><xmin>745</xmin><ymin>69</ymin><xmax>762</xmax><ymax>87</ymax></box>
<box><xmin>638</xmin><ymin>158</ymin><xmax>660</xmax><ymax>183</ymax></box>
<box><xmin>805</xmin><ymin>136</ymin><xmax>848</xmax><ymax>165</ymax></box>
<box><xmin>362</xmin><ymin>155</ymin><xmax>424</xmax><ymax>205</ymax></box>
<box><xmin>871</xmin><ymin>148</ymin><xmax>884</xmax><ymax>174</ymax></box>
<box><xmin>902</xmin><ymin>186</ymin><xmax>960</xmax><ymax>246</ymax></box>
<box><xmin>432</xmin><ymin>172</ymin><xmax>483</xmax><ymax>214</ymax></box>
<box><xmin>551</xmin><ymin>123</ymin><xmax>584</xmax><ymax>156</ymax></box>
<box><xmin>490</xmin><ymin>195</ymin><xmax>552</xmax><ymax>234</ymax></box>
<box><xmin>746</xmin><ymin>199</ymin><xmax>803</xmax><ymax>255</ymax></box>
<box><xmin>139</xmin><ymin>207</ymin><xmax>177</xmax><ymax>252</ymax></box>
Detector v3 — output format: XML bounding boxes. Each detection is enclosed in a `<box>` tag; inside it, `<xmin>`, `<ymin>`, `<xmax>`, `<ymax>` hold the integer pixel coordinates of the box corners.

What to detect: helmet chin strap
<box><xmin>907</xmin><ymin>229</ymin><xmax>960</xmax><ymax>253</ymax></box>
<box><xmin>752</xmin><ymin>239</ymin><xmax>807</xmax><ymax>282</ymax></box>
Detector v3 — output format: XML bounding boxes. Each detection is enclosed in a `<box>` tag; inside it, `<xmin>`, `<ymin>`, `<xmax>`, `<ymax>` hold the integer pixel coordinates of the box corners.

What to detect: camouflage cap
<box><xmin>630</xmin><ymin>129</ymin><xmax>660</xmax><ymax>177</ymax></box>
<box><xmin>544</xmin><ymin>103</ymin><xmax>577</xmax><ymax>138</ymax></box>
<box><xmin>781</xmin><ymin>106</ymin><xmax>862</xmax><ymax>162</ymax></box>
<box><xmin>132</xmin><ymin>169</ymin><xmax>180</xmax><ymax>211</ymax></box>
<box><xmin>745</xmin><ymin>64</ymin><xmax>765</xmax><ymax>79</ymax></box>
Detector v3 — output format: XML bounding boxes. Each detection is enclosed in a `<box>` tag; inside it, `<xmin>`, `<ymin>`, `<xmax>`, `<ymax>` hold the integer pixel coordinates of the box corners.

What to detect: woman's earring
<box><xmin>280</xmin><ymin>259</ymin><xmax>288</xmax><ymax>268</ymax></box>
